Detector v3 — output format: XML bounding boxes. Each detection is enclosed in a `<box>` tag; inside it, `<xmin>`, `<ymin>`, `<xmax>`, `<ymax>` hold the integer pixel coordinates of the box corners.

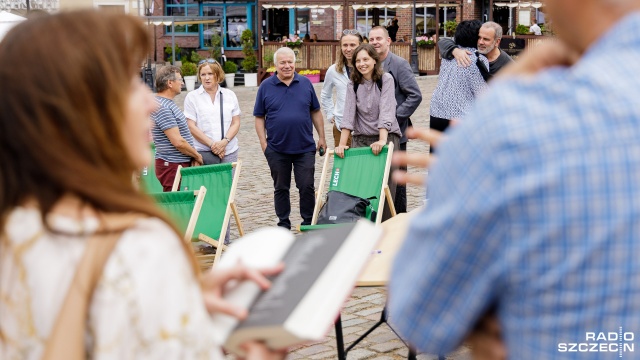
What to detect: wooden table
<box><xmin>357</xmin><ymin>210</ymin><xmax>419</xmax><ymax>286</ymax></box>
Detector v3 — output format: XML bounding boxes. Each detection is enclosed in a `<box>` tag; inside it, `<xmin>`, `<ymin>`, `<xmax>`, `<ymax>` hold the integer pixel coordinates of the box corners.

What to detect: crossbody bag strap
<box><xmin>42</xmin><ymin>213</ymin><xmax>143</xmax><ymax>360</ymax></box>
<box><xmin>219</xmin><ymin>90</ymin><xmax>225</xmax><ymax>140</ymax></box>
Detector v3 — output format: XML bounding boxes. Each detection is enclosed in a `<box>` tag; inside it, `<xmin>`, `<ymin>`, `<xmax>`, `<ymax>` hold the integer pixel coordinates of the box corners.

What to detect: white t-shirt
<box><xmin>183</xmin><ymin>86</ymin><xmax>241</xmax><ymax>154</ymax></box>
<box><xmin>530</xmin><ymin>23</ymin><xmax>542</xmax><ymax>35</ymax></box>
<box><xmin>0</xmin><ymin>208</ymin><xmax>224</xmax><ymax>360</ymax></box>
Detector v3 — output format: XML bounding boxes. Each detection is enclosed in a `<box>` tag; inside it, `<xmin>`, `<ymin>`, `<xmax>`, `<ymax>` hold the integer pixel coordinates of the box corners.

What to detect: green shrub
<box><xmin>263</xmin><ymin>50</ymin><xmax>274</xmax><ymax>67</ymax></box>
<box><xmin>210</xmin><ymin>34</ymin><xmax>222</xmax><ymax>60</ymax></box>
<box><xmin>444</xmin><ymin>21</ymin><xmax>457</xmax><ymax>34</ymax></box>
<box><xmin>241</xmin><ymin>29</ymin><xmax>257</xmax><ymax>72</ymax></box>
<box><xmin>189</xmin><ymin>51</ymin><xmax>202</xmax><ymax>64</ymax></box>
<box><xmin>181</xmin><ymin>62</ymin><xmax>197</xmax><ymax>76</ymax></box>
<box><xmin>516</xmin><ymin>24</ymin><xmax>530</xmax><ymax>35</ymax></box>
<box><xmin>164</xmin><ymin>44</ymin><xmax>181</xmax><ymax>62</ymax></box>
<box><xmin>223</xmin><ymin>61</ymin><xmax>238</xmax><ymax>74</ymax></box>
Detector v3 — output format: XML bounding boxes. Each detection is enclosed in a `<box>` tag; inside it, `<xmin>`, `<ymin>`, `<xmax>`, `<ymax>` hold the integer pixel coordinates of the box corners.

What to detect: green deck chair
<box><xmin>140</xmin><ymin>143</ymin><xmax>163</xmax><ymax>193</ymax></box>
<box><xmin>301</xmin><ymin>143</ymin><xmax>396</xmax><ymax>231</ymax></box>
<box><xmin>171</xmin><ymin>161</ymin><xmax>244</xmax><ymax>265</ymax></box>
<box><xmin>150</xmin><ymin>186</ymin><xmax>207</xmax><ymax>242</ymax></box>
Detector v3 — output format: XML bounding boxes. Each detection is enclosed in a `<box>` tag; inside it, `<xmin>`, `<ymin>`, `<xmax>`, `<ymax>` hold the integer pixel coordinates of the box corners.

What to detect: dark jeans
<box><xmin>429</xmin><ymin>115</ymin><xmax>451</xmax><ymax>154</ymax></box>
<box><xmin>264</xmin><ymin>147</ymin><xmax>316</xmax><ymax>229</ymax></box>
<box><xmin>394</xmin><ymin>141</ymin><xmax>407</xmax><ymax>214</ymax></box>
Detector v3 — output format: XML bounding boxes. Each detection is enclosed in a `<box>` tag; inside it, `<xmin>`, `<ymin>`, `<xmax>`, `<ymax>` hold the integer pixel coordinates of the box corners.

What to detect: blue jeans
<box><xmin>264</xmin><ymin>147</ymin><xmax>315</xmax><ymax>229</ymax></box>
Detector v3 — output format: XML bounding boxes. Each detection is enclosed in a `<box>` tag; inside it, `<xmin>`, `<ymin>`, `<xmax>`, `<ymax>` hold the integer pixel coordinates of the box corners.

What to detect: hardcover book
<box><xmin>210</xmin><ymin>220</ymin><xmax>382</xmax><ymax>356</ymax></box>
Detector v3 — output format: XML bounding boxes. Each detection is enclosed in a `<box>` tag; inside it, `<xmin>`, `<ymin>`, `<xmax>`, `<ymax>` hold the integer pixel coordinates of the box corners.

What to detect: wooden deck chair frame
<box><xmin>171</xmin><ymin>161</ymin><xmax>244</xmax><ymax>265</ymax></box>
<box><xmin>183</xmin><ymin>186</ymin><xmax>207</xmax><ymax>242</ymax></box>
<box><xmin>310</xmin><ymin>142</ymin><xmax>396</xmax><ymax>226</ymax></box>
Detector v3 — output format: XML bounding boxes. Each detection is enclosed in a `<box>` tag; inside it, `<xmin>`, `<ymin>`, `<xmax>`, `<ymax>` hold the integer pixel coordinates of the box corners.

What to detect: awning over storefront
<box><xmin>262</xmin><ymin>4</ymin><xmax>342</xmax><ymax>9</ymax></box>
<box><xmin>145</xmin><ymin>16</ymin><xmax>220</xmax><ymax>26</ymax></box>
<box><xmin>351</xmin><ymin>2</ymin><xmax>457</xmax><ymax>8</ymax></box>
<box><xmin>493</xmin><ymin>1</ymin><xmax>542</xmax><ymax>7</ymax></box>
<box><xmin>261</xmin><ymin>1</ymin><xmax>461</xmax><ymax>8</ymax></box>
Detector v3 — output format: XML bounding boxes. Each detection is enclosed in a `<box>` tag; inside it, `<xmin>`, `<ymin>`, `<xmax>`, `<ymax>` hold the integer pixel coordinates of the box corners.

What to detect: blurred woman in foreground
<box><xmin>0</xmin><ymin>10</ymin><xmax>283</xmax><ymax>359</ymax></box>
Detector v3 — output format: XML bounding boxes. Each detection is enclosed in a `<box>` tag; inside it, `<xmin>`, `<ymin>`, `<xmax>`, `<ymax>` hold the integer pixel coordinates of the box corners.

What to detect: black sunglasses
<box><xmin>342</xmin><ymin>29</ymin><xmax>360</xmax><ymax>35</ymax></box>
<box><xmin>198</xmin><ymin>58</ymin><xmax>217</xmax><ymax>66</ymax></box>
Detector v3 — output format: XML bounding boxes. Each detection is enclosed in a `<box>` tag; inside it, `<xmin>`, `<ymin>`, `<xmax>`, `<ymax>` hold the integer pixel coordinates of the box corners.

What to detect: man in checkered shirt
<box><xmin>389</xmin><ymin>0</ymin><xmax>640</xmax><ymax>358</ymax></box>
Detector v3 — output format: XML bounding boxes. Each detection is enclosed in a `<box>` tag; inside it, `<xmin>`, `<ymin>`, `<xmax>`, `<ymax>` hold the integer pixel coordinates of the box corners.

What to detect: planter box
<box><xmin>225</xmin><ymin>73</ymin><xmax>236</xmax><ymax>88</ymax></box>
<box><xmin>184</xmin><ymin>75</ymin><xmax>197</xmax><ymax>91</ymax></box>
<box><xmin>305</xmin><ymin>74</ymin><xmax>320</xmax><ymax>83</ymax></box>
<box><xmin>244</xmin><ymin>73</ymin><xmax>258</xmax><ymax>87</ymax></box>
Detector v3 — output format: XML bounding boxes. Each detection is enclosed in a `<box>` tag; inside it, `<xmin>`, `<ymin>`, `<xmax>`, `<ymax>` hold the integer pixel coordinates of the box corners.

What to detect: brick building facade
<box><xmin>150</xmin><ymin>0</ymin><xmax>542</xmax><ymax>63</ymax></box>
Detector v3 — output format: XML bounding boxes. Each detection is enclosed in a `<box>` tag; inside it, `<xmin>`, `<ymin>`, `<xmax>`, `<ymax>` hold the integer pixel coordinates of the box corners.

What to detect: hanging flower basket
<box><xmin>416</xmin><ymin>36</ymin><xmax>436</xmax><ymax>49</ymax></box>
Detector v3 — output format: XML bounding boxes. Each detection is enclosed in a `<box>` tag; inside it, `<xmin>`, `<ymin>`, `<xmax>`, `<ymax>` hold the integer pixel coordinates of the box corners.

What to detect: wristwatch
<box><xmin>224</xmin><ymin>137</ymin><xmax>230</xmax><ymax>142</ymax></box>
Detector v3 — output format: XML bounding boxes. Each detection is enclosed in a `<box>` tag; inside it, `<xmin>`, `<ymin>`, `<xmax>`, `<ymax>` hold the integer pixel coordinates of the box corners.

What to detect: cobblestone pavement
<box><xmin>173</xmin><ymin>76</ymin><xmax>472</xmax><ymax>360</ymax></box>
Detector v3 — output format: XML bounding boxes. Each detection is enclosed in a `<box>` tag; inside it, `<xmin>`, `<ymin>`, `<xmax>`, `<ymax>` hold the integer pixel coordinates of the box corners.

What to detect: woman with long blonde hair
<box><xmin>320</xmin><ymin>30</ymin><xmax>363</xmax><ymax>148</ymax></box>
<box><xmin>0</xmin><ymin>11</ymin><xmax>283</xmax><ymax>359</ymax></box>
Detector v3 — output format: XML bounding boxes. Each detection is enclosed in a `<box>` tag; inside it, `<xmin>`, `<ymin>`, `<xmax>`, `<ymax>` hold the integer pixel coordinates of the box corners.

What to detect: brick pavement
<box><xmin>173</xmin><ymin>77</ymin><xmax>472</xmax><ymax>360</ymax></box>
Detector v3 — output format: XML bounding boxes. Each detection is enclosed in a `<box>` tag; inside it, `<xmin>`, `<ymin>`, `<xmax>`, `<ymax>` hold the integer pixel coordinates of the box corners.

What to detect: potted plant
<box><xmin>266</xmin><ymin>67</ymin><xmax>276</xmax><ymax>76</ymax></box>
<box><xmin>444</xmin><ymin>21</ymin><xmax>458</xmax><ymax>36</ymax></box>
<box><xmin>515</xmin><ymin>24</ymin><xmax>530</xmax><ymax>35</ymax></box>
<box><xmin>241</xmin><ymin>29</ymin><xmax>258</xmax><ymax>87</ymax></box>
<box><xmin>299</xmin><ymin>69</ymin><xmax>320</xmax><ymax>83</ymax></box>
<box><xmin>286</xmin><ymin>39</ymin><xmax>302</xmax><ymax>48</ymax></box>
<box><xmin>164</xmin><ymin>44</ymin><xmax>181</xmax><ymax>63</ymax></box>
<box><xmin>416</xmin><ymin>36</ymin><xmax>436</xmax><ymax>49</ymax></box>
<box><xmin>263</xmin><ymin>50</ymin><xmax>274</xmax><ymax>68</ymax></box>
<box><xmin>181</xmin><ymin>61</ymin><xmax>198</xmax><ymax>91</ymax></box>
<box><xmin>210</xmin><ymin>34</ymin><xmax>222</xmax><ymax>61</ymax></box>
<box><xmin>223</xmin><ymin>61</ymin><xmax>238</xmax><ymax>88</ymax></box>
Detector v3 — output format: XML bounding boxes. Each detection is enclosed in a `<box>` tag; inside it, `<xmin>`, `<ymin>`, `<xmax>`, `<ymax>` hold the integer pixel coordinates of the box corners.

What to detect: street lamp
<box><xmin>410</xmin><ymin>0</ymin><xmax>419</xmax><ymax>74</ymax></box>
<box><xmin>142</xmin><ymin>0</ymin><xmax>155</xmax><ymax>91</ymax></box>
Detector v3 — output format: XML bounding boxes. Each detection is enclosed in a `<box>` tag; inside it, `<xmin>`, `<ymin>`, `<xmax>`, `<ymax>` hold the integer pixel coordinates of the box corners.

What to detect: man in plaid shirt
<box><xmin>389</xmin><ymin>0</ymin><xmax>640</xmax><ymax>358</ymax></box>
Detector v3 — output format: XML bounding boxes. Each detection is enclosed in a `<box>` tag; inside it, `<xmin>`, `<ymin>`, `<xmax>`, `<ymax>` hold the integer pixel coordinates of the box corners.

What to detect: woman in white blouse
<box><xmin>0</xmin><ymin>11</ymin><xmax>283</xmax><ymax>360</ymax></box>
<box><xmin>320</xmin><ymin>30</ymin><xmax>363</xmax><ymax>148</ymax></box>
<box><xmin>184</xmin><ymin>59</ymin><xmax>241</xmax><ymax>165</ymax></box>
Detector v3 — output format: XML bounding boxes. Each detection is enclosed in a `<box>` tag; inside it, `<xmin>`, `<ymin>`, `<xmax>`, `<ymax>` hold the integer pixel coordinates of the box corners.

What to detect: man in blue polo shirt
<box><xmin>254</xmin><ymin>47</ymin><xmax>327</xmax><ymax>230</ymax></box>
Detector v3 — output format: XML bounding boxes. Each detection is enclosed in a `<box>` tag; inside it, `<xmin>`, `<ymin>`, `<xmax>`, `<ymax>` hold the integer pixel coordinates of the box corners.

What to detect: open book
<box><xmin>210</xmin><ymin>220</ymin><xmax>382</xmax><ymax>356</ymax></box>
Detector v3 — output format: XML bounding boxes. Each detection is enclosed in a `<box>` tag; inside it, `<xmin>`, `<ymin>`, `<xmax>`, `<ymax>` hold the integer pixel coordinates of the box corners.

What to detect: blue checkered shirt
<box><xmin>389</xmin><ymin>12</ymin><xmax>640</xmax><ymax>359</ymax></box>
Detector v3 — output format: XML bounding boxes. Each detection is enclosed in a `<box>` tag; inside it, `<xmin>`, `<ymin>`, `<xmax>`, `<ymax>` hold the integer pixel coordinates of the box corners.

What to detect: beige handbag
<box><xmin>42</xmin><ymin>213</ymin><xmax>142</xmax><ymax>360</ymax></box>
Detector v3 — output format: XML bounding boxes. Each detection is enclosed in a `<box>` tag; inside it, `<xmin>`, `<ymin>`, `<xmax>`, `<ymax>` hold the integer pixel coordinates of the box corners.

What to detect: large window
<box><xmin>415</xmin><ymin>7</ymin><xmax>436</xmax><ymax>36</ymax></box>
<box><xmin>165</xmin><ymin>0</ymin><xmax>199</xmax><ymax>34</ymax></box>
<box><xmin>202</xmin><ymin>6</ymin><xmax>223</xmax><ymax>47</ymax></box>
<box><xmin>164</xmin><ymin>0</ymin><xmax>254</xmax><ymax>49</ymax></box>
<box><xmin>415</xmin><ymin>6</ymin><xmax>457</xmax><ymax>37</ymax></box>
<box><xmin>227</xmin><ymin>6</ymin><xmax>248</xmax><ymax>48</ymax></box>
<box><xmin>379</xmin><ymin>9</ymin><xmax>396</xmax><ymax>27</ymax></box>
<box><xmin>355</xmin><ymin>9</ymin><xmax>373</xmax><ymax>37</ymax></box>
<box><xmin>296</xmin><ymin>9</ymin><xmax>309</xmax><ymax>36</ymax></box>
<box><xmin>355</xmin><ymin>8</ymin><xmax>396</xmax><ymax>38</ymax></box>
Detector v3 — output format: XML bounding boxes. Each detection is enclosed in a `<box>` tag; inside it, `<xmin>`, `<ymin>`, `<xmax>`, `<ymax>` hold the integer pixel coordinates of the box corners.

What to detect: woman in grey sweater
<box><xmin>335</xmin><ymin>44</ymin><xmax>400</xmax><ymax>159</ymax></box>
<box><xmin>335</xmin><ymin>44</ymin><xmax>400</xmax><ymax>220</ymax></box>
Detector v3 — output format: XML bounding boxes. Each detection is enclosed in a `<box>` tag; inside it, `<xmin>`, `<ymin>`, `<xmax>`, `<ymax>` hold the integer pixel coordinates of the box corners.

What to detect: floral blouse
<box><xmin>0</xmin><ymin>207</ymin><xmax>224</xmax><ymax>360</ymax></box>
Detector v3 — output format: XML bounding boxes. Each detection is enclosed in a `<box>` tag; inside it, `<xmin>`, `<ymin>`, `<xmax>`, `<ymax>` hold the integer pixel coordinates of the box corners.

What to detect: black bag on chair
<box><xmin>316</xmin><ymin>191</ymin><xmax>373</xmax><ymax>225</ymax></box>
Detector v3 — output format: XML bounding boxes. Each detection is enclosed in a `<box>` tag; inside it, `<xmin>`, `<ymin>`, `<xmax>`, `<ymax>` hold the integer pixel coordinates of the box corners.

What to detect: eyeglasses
<box><xmin>343</xmin><ymin>29</ymin><xmax>360</xmax><ymax>35</ymax></box>
<box><xmin>170</xmin><ymin>76</ymin><xmax>183</xmax><ymax>83</ymax></box>
<box><xmin>198</xmin><ymin>58</ymin><xmax>217</xmax><ymax>66</ymax></box>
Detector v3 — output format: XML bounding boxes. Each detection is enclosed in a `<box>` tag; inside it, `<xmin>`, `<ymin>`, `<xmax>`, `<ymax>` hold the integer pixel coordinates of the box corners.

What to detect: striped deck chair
<box><xmin>172</xmin><ymin>162</ymin><xmax>244</xmax><ymax>265</ymax></box>
<box><xmin>300</xmin><ymin>143</ymin><xmax>396</xmax><ymax>231</ymax></box>
<box><xmin>150</xmin><ymin>186</ymin><xmax>207</xmax><ymax>242</ymax></box>
<box><xmin>140</xmin><ymin>143</ymin><xmax>163</xmax><ymax>193</ymax></box>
